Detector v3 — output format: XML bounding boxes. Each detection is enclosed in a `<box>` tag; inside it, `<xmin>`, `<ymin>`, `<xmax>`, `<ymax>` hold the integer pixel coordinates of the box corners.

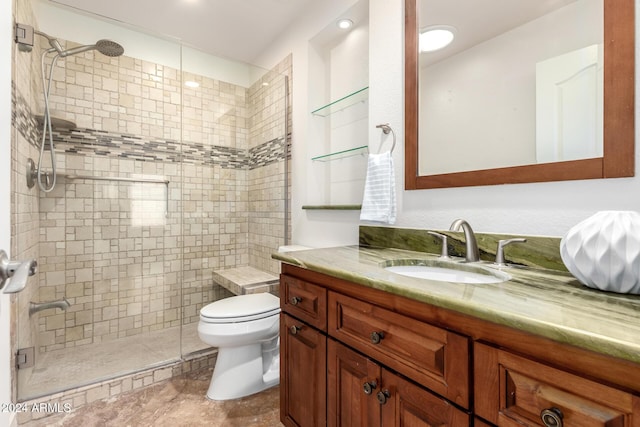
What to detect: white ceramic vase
<box><xmin>560</xmin><ymin>211</ymin><xmax>640</xmax><ymax>294</ymax></box>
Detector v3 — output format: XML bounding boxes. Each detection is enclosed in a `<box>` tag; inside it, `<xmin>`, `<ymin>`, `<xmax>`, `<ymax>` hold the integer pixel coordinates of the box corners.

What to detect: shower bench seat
<box><xmin>212</xmin><ymin>266</ymin><xmax>279</xmax><ymax>296</ymax></box>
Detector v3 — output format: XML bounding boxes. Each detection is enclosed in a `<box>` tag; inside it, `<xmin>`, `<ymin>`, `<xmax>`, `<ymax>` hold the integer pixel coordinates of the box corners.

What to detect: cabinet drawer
<box><xmin>281</xmin><ymin>275</ymin><xmax>327</xmax><ymax>331</ymax></box>
<box><xmin>328</xmin><ymin>291</ymin><xmax>469</xmax><ymax>408</ymax></box>
<box><xmin>475</xmin><ymin>342</ymin><xmax>640</xmax><ymax>427</ymax></box>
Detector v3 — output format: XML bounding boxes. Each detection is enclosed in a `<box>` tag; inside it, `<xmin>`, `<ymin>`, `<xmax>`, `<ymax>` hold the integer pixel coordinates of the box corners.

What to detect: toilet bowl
<box><xmin>197</xmin><ymin>292</ymin><xmax>281</xmax><ymax>400</ymax></box>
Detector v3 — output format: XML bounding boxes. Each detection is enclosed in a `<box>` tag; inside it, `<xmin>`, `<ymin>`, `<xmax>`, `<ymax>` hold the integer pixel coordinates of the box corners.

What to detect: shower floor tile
<box><xmin>20</xmin><ymin>324</ymin><xmax>209</xmax><ymax>400</ymax></box>
<box><xmin>22</xmin><ymin>367</ymin><xmax>282</xmax><ymax>427</ymax></box>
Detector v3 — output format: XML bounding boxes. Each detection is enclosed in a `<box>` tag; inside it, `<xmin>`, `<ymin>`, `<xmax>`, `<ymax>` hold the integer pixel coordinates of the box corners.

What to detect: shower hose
<box><xmin>37</xmin><ymin>47</ymin><xmax>60</xmax><ymax>193</ymax></box>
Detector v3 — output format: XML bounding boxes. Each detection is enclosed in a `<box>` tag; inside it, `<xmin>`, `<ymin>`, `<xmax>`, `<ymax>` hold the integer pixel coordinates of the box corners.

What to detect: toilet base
<box><xmin>206</xmin><ymin>342</ymin><xmax>279</xmax><ymax>401</ymax></box>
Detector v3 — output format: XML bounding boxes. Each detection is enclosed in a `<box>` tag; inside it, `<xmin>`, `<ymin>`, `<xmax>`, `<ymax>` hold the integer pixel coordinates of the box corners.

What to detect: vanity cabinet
<box><xmin>281</xmin><ymin>266</ymin><xmax>471</xmax><ymax>427</ymax></box>
<box><xmin>280</xmin><ymin>264</ymin><xmax>640</xmax><ymax>427</ymax></box>
<box><xmin>474</xmin><ymin>343</ymin><xmax>640</xmax><ymax>427</ymax></box>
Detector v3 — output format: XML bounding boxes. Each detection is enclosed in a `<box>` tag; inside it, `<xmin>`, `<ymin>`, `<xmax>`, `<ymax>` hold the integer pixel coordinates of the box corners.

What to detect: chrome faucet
<box><xmin>449</xmin><ymin>219</ymin><xmax>480</xmax><ymax>262</ymax></box>
<box><xmin>29</xmin><ymin>297</ymin><xmax>71</xmax><ymax>317</ymax></box>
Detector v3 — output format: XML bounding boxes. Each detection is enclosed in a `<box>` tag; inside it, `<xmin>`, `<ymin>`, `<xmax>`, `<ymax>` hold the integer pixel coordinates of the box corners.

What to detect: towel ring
<box><xmin>375</xmin><ymin>123</ymin><xmax>396</xmax><ymax>154</ymax></box>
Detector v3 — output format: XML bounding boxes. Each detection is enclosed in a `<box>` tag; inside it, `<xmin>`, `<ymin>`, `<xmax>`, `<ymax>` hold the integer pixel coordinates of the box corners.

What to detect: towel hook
<box><xmin>375</xmin><ymin>123</ymin><xmax>396</xmax><ymax>154</ymax></box>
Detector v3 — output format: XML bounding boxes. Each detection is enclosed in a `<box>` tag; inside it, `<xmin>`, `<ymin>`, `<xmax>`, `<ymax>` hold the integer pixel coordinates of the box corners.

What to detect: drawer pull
<box><xmin>289</xmin><ymin>325</ymin><xmax>302</xmax><ymax>335</ymax></box>
<box><xmin>376</xmin><ymin>390</ymin><xmax>391</xmax><ymax>405</ymax></box>
<box><xmin>540</xmin><ymin>407</ymin><xmax>563</xmax><ymax>427</ymax></box>
<box><xmin>370</xmin><ymin>331</ymin><xmax>385</xmax><ymax>344</ymax></box>
<box><xmin>289</xmin><ymin>296</ymin><xmax>302</xmax><ymax>305</ymax></box>
<box><xmin>363</xmin><ymin>381</ymin><xmax>378</xmax><ymax>395</ymax></box>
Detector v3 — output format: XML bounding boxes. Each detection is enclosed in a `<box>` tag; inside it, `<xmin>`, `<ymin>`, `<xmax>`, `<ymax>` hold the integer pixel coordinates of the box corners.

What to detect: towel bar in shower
<box><xmin>63</xmin><ymin>174</ymin><xmax>170</xmax><ymax>217</ymax></box>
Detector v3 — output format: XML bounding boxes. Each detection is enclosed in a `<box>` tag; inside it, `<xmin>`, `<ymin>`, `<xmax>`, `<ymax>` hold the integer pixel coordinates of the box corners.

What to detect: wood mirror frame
<box><xmin>405</xmin><ymin>0</ymin><xmax>635</xmax><ymax>190</ymax></box>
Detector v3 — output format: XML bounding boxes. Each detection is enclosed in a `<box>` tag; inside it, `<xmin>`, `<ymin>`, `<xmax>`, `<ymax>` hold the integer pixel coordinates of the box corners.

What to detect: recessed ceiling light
<box><xmin>337</xmin><ymin>19</ymin><xmax>353</xmax><ymax>30</ymax></box>
<box><xmin>420</xmin><ymin>25</ymin><xmax>456</xmax><ymax>52</ymax></box>
<box><xmin>185</xmin><ymin>80</ymin><xmax>200</xmax><ymax>88</ymax></box>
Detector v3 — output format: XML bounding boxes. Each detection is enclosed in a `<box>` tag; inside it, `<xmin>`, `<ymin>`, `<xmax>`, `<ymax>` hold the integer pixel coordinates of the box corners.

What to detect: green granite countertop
<box><xmin>273</xmin><ymin>245</ymin><xmax>640</xmax><ymax>365</ymax></box>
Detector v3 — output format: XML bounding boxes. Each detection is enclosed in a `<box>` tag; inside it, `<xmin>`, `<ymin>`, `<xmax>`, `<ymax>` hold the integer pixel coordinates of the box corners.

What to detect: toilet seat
<box><xmin>200</xmin><ymin>293</ymin><xmax>280</xmax><ymax>323</ymax></box>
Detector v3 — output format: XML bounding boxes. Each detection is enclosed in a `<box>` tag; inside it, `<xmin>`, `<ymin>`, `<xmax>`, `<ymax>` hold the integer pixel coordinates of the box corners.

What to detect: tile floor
<box><xmin>22</xmin><ymin>367</ymin><xmax>283</xmax><ymax>427</ymax></box>
<box><xmin>20</xmin><ymin>324</ymin><xmax>206</xmax><ymax>399</ymax></box>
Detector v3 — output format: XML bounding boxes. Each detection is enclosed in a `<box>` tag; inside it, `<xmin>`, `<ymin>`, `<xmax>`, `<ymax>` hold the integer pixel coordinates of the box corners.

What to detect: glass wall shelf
<box><xmin>311</xmin><ymin>86</ymin><xmax>369</xmax><ymax>117</ymax></box>
<box><xmin>312</xmin><ymin>145</ymin><xmax>368</xmax><ymax>162</ymax></box>
<box><xmin>302</xmin><ymin>205</ymin><xmax>362</xmax><ymax>210</ymax></box>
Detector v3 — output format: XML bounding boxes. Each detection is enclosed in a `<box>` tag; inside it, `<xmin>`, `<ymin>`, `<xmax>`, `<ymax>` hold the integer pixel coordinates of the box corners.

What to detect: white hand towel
<box><xmin>360</xmin><ymin>151</ymin><xmax>396</xmax><ymax>224</ymax></box>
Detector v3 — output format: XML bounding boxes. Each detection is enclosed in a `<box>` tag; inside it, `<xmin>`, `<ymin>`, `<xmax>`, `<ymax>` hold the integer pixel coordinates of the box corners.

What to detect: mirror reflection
<box><xmin>418</xmin><ymin>0</ymin><xmax>604</xmax><ymax>176</ymax></box>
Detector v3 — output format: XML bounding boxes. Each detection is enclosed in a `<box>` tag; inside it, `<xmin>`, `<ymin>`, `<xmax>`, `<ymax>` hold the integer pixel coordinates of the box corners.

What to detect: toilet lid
<box><xmin>200</xmin><ymin>293</ymin><xmax>281</xmax><ymax>323</ymax></box>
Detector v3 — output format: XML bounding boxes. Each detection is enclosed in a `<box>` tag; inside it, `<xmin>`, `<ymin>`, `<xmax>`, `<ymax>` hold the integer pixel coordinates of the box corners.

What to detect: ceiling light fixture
<box><xmin>419</xmin><ymin>25</ymin><xmax>456</xmax><ymax>52</ymax></box>
<box><xmin>337</xmin><ymin>19</ymin><xmax>353</xmax><ymax>30</ymax></box>
<box><xmin>184</xmin><ymin>80</ymin><xmax>200</xmax><ymax>88</ymax></box>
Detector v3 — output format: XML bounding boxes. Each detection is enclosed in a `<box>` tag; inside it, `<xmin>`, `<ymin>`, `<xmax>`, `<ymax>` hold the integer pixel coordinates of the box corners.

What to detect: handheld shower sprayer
<box><xmin>35</xmin><ymin>29</ymin><xmax>125</xmax><ymax>58</ymax></box>
<box><xmin>14</xmin><ymin>23</ymin><xmax>124</xmax><ymax>192</ymax></box>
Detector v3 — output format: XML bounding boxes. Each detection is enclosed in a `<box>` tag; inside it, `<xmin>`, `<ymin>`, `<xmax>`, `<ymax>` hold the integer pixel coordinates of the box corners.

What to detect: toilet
<box><xmin>197</xmin><ymin>292</ymin><xmax>281</xmax><ymax>400</ymax></box>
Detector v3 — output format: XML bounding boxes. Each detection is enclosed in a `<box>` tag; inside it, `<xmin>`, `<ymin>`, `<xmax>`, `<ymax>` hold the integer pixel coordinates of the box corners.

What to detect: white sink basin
<box><xmin>384</xmin><ymin>263</ymin><xmax>509</xmax><ymax>284</ymax></box>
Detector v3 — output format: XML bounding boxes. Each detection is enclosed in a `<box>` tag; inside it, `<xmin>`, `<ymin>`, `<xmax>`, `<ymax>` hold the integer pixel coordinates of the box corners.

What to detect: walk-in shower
<box><xmin>11</xmin><ymin>0</ymin><xmax>290</xmax><ymax>406</ymax></box>
<box><xmin>17</xmin><ymin>24</ymin><xmax>124</xmax><ymax>193</ymax></box>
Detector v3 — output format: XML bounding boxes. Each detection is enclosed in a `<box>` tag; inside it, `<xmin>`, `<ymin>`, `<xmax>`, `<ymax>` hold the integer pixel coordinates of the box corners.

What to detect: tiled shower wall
<box><xmin>11</xmin><ymin>30</ymin><xmax>289</xmax><ymax>355</ymax></box>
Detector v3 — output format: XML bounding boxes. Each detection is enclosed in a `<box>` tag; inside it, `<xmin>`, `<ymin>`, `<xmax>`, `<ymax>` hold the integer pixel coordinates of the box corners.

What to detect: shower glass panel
<box><xmin>179</xmin><ymin>49</ymin><xmax>290</xmax><ymax>355</ymax></box>
<box><xmin>13</xmin><ymin>0</ymin><xmax>184</xmax><ymax>400</ymax></box>
<box><xmin>12</xmin><ymin>0</ymin><xmax>290</xmax><ymax>401</ymax></box>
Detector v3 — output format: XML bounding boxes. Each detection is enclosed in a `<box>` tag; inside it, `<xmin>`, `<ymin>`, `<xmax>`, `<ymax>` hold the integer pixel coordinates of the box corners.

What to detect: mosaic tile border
<box><xmin>16</xmin><ymin>350</ymin><xmax>217</xmax><ymax>425</ymax></box>
<box><xmin>11</xmin><ymin>81</ymin><xmax>39</xmax><ymax>148</ymax></box>
<box><xmin>12</xmin><ymin>82</ymin><xmax>288</xmax><ymax>170</ymax></box>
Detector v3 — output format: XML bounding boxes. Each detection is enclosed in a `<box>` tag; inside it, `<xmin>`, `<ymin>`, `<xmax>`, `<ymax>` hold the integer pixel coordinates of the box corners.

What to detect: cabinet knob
<box><xmin>289</xmin><ymin>296</ymin><xmax>302</xmax><ymax>305</ymax></box>
<box><xmin>370</xmin><ymin>331</ymin><xmax>385</xmax><ymax>344</ymax></box>
<box><xmin>289</xmin><ymin>325</ymin><xmax>302</xmax><ymax>335</ymax></box>
<box><xmin>363</xmin><ymin>381</ymin><xmax>377</xmax><ymax>395</ymax></box>
<box><xmin>376</xmin><ymin>390</ymin><xmax>391</xmax><ymax>405</ymax></box>
<box><xmin>540</xmin><ymin>407</ymin><xmax>563</xmax><ymax>427</ymax></box>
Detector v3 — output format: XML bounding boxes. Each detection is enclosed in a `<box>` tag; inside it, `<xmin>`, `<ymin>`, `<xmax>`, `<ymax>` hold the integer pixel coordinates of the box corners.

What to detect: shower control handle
<box><xmin>0</xmin><ymin>250</ymin><xmax>37</xmax><ymax>294</ymax></box>
<box><xmin>289</xmin><ymin>296</ymin><xmax>302</xmax><ymax>306</ymax></box>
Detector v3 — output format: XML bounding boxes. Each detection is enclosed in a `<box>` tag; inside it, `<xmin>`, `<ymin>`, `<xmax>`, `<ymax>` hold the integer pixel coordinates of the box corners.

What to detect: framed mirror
<box><xmin>405</xmin><ymin>0</ymin><xmax>635</xmax><ymax>189</ymax></box>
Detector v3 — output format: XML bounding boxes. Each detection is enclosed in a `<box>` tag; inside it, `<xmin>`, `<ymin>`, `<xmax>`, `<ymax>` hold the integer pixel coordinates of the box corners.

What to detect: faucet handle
<box><xmin>427</xmin><ymin>231</ymin><xmax>451</xmax><ymax>259</ymax></box>
<box><xmin>495</xmin><ymin>238</ymin><xmax>527</xmax><ymax>266</ymax></box>
<box><xmin>0</xmin><ymin>250</ymin><xmax>37</xmax><ymax>294</ymax></box>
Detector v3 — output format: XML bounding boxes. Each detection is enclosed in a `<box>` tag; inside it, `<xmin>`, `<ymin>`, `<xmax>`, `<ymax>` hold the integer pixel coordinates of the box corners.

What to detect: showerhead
<box><xmin>57</xmin><ymin>39</ymin><xmax>124</xmax><ymax>58</ymax></box>
<box><xmin>21</xmin><ymin>26</ymin><xmax>124</xmax><ymax>58</ymax></box>
<box><xmin>94</xmin><ymin>39</ymin><xmax>125</xmax><ymax>57</ymax></box>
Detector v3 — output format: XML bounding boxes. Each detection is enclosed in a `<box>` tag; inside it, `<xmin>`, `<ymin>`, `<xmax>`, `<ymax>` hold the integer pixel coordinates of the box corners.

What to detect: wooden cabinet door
<box><xmin>474</xmin><ymin>418</ymin><xmax>494</xmax><ymax>427</ymax></box>
<box><xmin>475</xmin><ymin>342</ymin><xmax>640</xmax><ymax>427</ymax></box>
<box><xmin>328</xmin><ymin>340</ymin><xmax>381</xmax><ymax>427</ymax></box>
<box><xmin>380</xmin><ymin>369</ymin><xmax>470</xmax><ymax>427</ymax></box>
<box><xmin>281</xmin><ymin>314</ymin><xmax>327</xmax><ymax>427</ymax></box>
